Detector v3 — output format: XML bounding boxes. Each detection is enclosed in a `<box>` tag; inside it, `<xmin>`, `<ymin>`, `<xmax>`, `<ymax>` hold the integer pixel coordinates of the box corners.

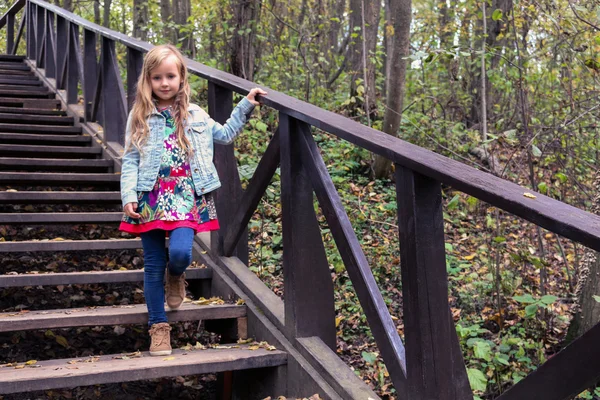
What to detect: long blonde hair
<box><xmin>126</xmin><ymin>44</ymin><xmax>192</xmax><ymax>156</ymax></box>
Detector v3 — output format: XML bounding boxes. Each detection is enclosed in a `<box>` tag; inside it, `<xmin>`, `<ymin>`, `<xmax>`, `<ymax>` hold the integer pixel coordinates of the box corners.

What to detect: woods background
<box><xmin>2</xmin><ymin>0</ymin><xmax>600</xmax><ymax>399</ymax></box>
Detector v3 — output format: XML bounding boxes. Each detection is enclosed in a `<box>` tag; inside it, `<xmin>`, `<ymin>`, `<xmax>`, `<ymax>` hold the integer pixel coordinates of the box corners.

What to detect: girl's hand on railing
<box><xmin>246</xmin><ymin>88</ymin><xmax>267</xmax><ymax>106</ymax></box>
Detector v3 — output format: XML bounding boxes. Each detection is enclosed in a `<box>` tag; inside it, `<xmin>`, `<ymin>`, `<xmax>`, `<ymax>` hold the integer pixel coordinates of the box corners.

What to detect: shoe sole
<box><xmin>149</xmin><ymin>349</ymin><xmax>172</xmax><ymax>356</ymax></box>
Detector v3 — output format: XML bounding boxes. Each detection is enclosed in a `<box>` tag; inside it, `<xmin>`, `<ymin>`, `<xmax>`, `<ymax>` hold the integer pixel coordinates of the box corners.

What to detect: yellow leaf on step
<box><xmin>163</xmin><ymin>357</ymin><xmax>176</xmax><ymax>361</ymax></box>
<box><xmin>523</xmin><ymin>192</ymin><xmax>537</xmax><ymax>199</ymax></box>
<box><xmin>25</xmin><ymin>360</ymin><xmax>37</xmax><ymax>365</ymax></box>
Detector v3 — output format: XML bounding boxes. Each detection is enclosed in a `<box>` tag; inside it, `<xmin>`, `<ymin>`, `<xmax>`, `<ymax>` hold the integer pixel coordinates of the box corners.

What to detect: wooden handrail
<box><xmin>0</xmin><ymin>0</ymin><xmax>25</xmax><ymax>30</ymax></box>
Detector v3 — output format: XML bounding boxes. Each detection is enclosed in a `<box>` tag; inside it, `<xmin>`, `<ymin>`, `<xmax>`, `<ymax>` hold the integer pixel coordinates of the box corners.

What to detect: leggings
<box><xmin>140</xmin><ymin>228</ymin><xmax>194</xmax><ymax>326</ymax></box>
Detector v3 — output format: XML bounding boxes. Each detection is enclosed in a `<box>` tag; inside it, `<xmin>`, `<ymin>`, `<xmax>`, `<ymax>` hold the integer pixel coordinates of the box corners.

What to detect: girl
<box><xmin>119</xmin><ymin>44</ymin><xmax>266</xmax><ymax>356</ymax></box>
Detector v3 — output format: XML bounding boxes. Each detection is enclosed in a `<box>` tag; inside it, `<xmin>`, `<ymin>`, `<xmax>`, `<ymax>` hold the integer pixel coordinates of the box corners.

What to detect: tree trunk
<box><xmin>468</xmin><ymin>0</ymin><xmax>511</xmax><ymax>128</ymax></box>
<box><xmin>94</xmin><ymin>0</ymin><xmax>100</xmax><ymax>25</ymax></box>
<box><xmin>133</xmin><ymin>0</ymin><xmax>149</xmax><ymax>41</ymax></box>
<box><xmin>567</xmin><ymin>172</ymin><xmax>600</xmax><ymax>342</ymax></box>
<box><xmin>103</xmin><ymin>0</ymin><xmax>112</xmax><ymax>29</ymax></box>
<box><xmin>348</xmin><ymin>0</ymin><xmax>381</xmax><ymax>119</ymax></box>
<box><xmin>372</xmin><ymin>0</ymin><xmax>412</xmax><ymax>178</ymax></box>
<box><xmin>174</xmin><ymin>0</ymin><xmax>194</xmax><ymax>56</ymax></box>
<box><xmin>63</xmin><ymin>0</ymin><xmax>73</xmax><ymax>12</ymax></box>
<box><xmin>229</xmin><ymin>0</ymin><xmax>261</xmax><ymax>80</ymax></box>
<box><xmin>160</xmin><ymin>0</ymin><xmax>175</xmax><ymax>43</ymax></box>
<box><xmin>382</xmin><ymin>0</ymin><xmax>392</xmax><ymax>99</ymax></box>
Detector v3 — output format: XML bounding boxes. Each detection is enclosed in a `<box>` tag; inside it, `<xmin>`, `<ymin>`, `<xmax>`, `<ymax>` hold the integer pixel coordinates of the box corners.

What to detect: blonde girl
<box><xmin>120</xmin><ymin>44</ymin><xmax>266</xmax><ymax>356</ymax></box>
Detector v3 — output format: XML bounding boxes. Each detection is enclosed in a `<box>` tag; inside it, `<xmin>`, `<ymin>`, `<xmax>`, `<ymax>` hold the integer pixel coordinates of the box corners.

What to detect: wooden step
<box><xmin>0</xmin><ymin>79</ymin><xmax>42</xmax><ymax>86</ymax></box>
<box><xmin>0</xmin><ymin>211</ymin><xmax>122</xmax><ymax>224</ymax></box>
<box><xmin>0</xmin><ymin>54</ymin><xmax>26</xmax><ymax>62</ymax></box>
<box><xmin>0</xmin><ymin>113</ymin><xmax>74</xmax><ymax>125</ymax></box>
<box><xmin>0</xmin><ymin>267</ymin><xmax>211</xmax><ymax>288</ymax></box>
<box><xmin>0</xmin><ymin>172</ymin><xmax>119</xmax><ymax>185</ymax></box>
<box><xmin>0</xmin><ymin>123</ymin><xmax>80</xmax><ymax>134</ymax></box>
<box><xmin>0</xmin><ymin>346</ymin><xmax>287</xmax><ymax>395</ymax></box>
<box><xmin>0</xmin><ymin>191</ymin><xmax>121</xmax><ymax>204</ymax></box>
<box><xmin>0</xmin><ymin>61</ymin><xmax>29</xmax><ymax>70</ymax></box>
<box><xmin>0</xmin><ymin>303</ymin><xmax>246</xmax><ymax>332</ymax></box>
<box><xmin>0</xmin><ymin>238</ymin><xmax>141</xmax><ymax>252</ymax></box>
<box><xmin>0</xmin><ymin>157</ymin><xmax>113</xmax><ymax>171</ymax></box>
<box><xmin>0</xmin><ymin>89</ymin><xmax>54</xmax><ymax>98</ymax></box>
<box><xmin>0</xmin><ymin>106</ymin><xmax>65</xmax><ymax>115</ymax></box>
<box><xmin>0</xmin><ymin>144</ymin><xmax>100</xmax><ymax>158</ymax></box>
<box><xmin>0</xmin><ymin>97</ymin><xmax>60</xmax><ymax>109</ymax></box>
<box><xmin>0</xmin><ymin>133</ymin><xmax>91</xmax><ymax>145</ymax></box>
<box><xmin>0</xmin><ymin>69</ymin><xmax>34</xmax><ymax>76</ymax></box>
<box><xmin>0</xmin><ymin>84</ymin><xmax>48</xmax><ymax>92</ymax></box>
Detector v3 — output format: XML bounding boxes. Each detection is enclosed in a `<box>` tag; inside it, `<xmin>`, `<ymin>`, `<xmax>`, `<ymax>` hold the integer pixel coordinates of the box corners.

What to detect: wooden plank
<box><xmin>0</xmin><ymin>133</ymin><xmax>90</xmax><ymax>145</ymax></box>
<box><xmin>0</xmin><ymin>84</ymin><xmax>48</xmax><ymax>92</ymax></box>
<box><xmin>298</xmin><ymin>125</ymin><xmax>408</xmax><ymax>392</ymax></box>
<box><xmin>0</xmin><ymin>55</ymin><xmax>26</xmax><ymax>62</ymax></box>
<box><xmin>11</xmin><ymin>7</ymin><xmax>26</xmax><ymax>55</ymax></box>
<box><xmin>0</xmin><ymin>346</ymin><xmax>287</xmax><ymax>395</ymax></box>
<box><xmin>0</xmin><ymin>79</ymin><xmax>42</xmax><ymax>85</ymax></box>
<box><xmin>0</xmin><ymin>267</ymin><xmax>212</xmax><ymax>288</ymax></box>
<box><xmin>0</xmin><ymin>144</ymin><xmax>100</xmax><ymax>158</ymax></box>
<box><xmin>0</xmin><ymin>69</ymin><xmax>34</xmax><ymax>76</ymax></box>
<box><xmin>0</xmin><ymin>89</ymin><xmax>54</xmax><ymax>98</ymax></box>
<box><xmin>102</xmin><ymin>36</ymin><xmax>127</xmax><ymax>144</ymax></box>
<box><xmin>0</xmin><ymin>157</ymin><xmax>112</xmax><ymax>171</ymax></box>
<box><xmin>0</xmin><ymin>97</ymin><xmax>60</xmax><ymax>108</ymax></box>
<box><xmin>0</xmin><ymin>303</ymin><xmax>246</xmax><ymax>332</ymax></box>
<box><xmin>297</xmin><ymin>337</ymin><xmax>380</xmax><ymax>400</ymax></box>
<box><xmin>0</xmin><ymin>123</ymin><xmax>80</xmax><ymax>133</ymax></box>
<box><xmin>0</xmin><ymin>212</ymin><xmax>122</xmax><ymax>224</ymax></box>
<box><xmin>497</xmin><ymin>321</ymin><xmax>600</xmax><ymax>400</ymax></box>
<box><xmin>0</xmin><ymin>172</ymin><xmax>120</xmax><ymax>185</ymax></box>
<box><xmin>223</xmin><ymin>129</ymin><xmax>280</xmax><ymax>256</ymax></box>
<box><xmin>396</xmin><ymin>165</ymin><xmax>472</xmax><ymax>399</ymax></box>
<box><xmin>0</xmin><ymin>62</ymin><xmax>30</xmax><ymax>70</ymax></box>
<box><xmin>208</xmin><ymin>82</ymin><xmax>248</xmax><ymax>264</ymax></box>
<box><xmin>279</xmin><ymin>113</ymin><xmax>336</xmax><ymax>350</ymax></box>
<box><xmin>0</xmin><ymin>191</ymin><xmax>121</xmax><ymax>204</ymax></box>
<box><xmin>0</xmin><ymin>113</ymin><xmax>74</xmax><ymax>125</ymax></box>
<box><xmin>0</xmin><ymin>106</ymin><xmax>65</xmax><ymax>115</ymax></box>
<box><xmin>66</xmin><ymin>22</ymin><xmax>79</xmax><ymax>104</ymax></box>
<box><xmin>0</xmin><ymin>238</ymin><xmax>142</xmax><ymax>252</ymax></box>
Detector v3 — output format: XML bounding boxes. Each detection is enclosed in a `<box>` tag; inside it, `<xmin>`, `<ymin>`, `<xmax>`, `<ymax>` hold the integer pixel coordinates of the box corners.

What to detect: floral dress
<box><xmin>119</xmin><ymin>106</ymin><xmax>219</xmax><ymax>235</ymax></box>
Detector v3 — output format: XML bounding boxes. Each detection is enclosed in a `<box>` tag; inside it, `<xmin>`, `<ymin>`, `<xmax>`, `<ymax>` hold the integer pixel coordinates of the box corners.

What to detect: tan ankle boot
<box><xmin>149</xmin><ymin>322</ymin><xmax>172</xmax><ymax>356</ymax></box>
<box><xmin>165</xmin><ymin>271</ymin><xmax>187</xmax><ymax>310</ymax></box>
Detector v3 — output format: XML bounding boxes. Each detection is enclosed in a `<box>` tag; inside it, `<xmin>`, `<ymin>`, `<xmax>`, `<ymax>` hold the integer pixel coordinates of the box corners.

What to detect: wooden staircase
<box><xmin>0</xmin><ymin>55</ymin><xmax>287</xmax><ymax>397</ymax></box>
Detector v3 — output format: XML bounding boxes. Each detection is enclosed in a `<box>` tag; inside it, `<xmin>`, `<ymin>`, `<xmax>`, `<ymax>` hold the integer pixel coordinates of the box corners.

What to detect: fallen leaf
<box><xmin>163</xmin><ymin>356</ymin><xmax>176</xmax><ymax>361</ymax></box>
<box><xmin>523</xmin><ymin>192</ymin><xmax>537</xmax><ymax>199</ymax></box>
<box><xmin>25</xmin><ymin>360</ymin><xmax>37</xmax><ymax>365</ymax></box>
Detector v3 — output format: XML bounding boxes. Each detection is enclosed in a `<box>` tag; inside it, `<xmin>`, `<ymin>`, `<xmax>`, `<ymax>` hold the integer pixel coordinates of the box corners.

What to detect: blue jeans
<box><xmin>140</xmin><ymin>228</ymin><xmax>194</xmax><ymax>326</ymax></box>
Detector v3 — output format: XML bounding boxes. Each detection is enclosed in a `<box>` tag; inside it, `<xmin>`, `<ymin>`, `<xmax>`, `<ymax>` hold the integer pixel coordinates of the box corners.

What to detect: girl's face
<box><xmin>150</xmin><ymin>54</ymin><xmax>182</xmax><ymax>107</ymax></box>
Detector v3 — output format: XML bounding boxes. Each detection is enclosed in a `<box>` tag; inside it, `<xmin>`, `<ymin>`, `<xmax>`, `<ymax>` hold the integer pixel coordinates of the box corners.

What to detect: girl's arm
<box><xmin>209</xmin><ymin>88</ymin><xmax>267</xmax><ymax>145</ymax></box>
<box><xmin>120</xmin><ymin>112</ymin><xmax>140</xmax><ymax>208</ymax></box>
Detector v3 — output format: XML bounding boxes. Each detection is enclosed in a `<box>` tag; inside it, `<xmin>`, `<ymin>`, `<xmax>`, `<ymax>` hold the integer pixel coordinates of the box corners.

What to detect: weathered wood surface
<box><xmin>280</xmin><ymin>113</ymin><xmax>336</xmax><ymax>350</ymax></box>
<box><xmin>0</xmin><ymin>172</ymin><xmax>120</xmax><ymax>184</ymax></box>
<box><xmin>297</xmin><ymin>124</ymin><xmax>407</xmax><ymax>390</ymax></box>
<box><xmin>0</xmin><ymin>144</ymin><xmax>100</xmax><ymax>158</ymax></box>
<box><xmin>0</xmin><ymin>303</ymin><xmax>246</xmax><ymax>332</ymax></box>
<box><xmin>0</xmin><ymin>212</ymin><xmax>122</xmax><ymax>224</ymax></box>
<box><xmin>223</xmin><ymin>129</ymin><xmax>280</xmax><ymax>256</ymax></box>
<box><xmin>0</xmin><ymin>133</ymin><xmax>90</xmax><ymax>145</ymax></box>
<box><xmin>0</xmin><ymin>267</ymin><xmax>212</xmax><ymax>288</ymax></box>
<box><xmin>0</xmin><ymin>113</ymin><xmax>73</xmax><ymax>124</ymax></box>
<box><xmin>0</xmin><ymin>238</ymin><xmax>142</xmax><ymax>252</ymax></box>
<box><xmin>0</xmin><ymin>123</ymin><xmax>80</xmax><ymax>133</ymax></box>
<box><xmin>396</xmin><ymin>166</ymin><xmax>472</xmax><ymax>400</ymax></box>
<box><xmin>0</xmin><ymin>347</ymin><xmax>287</xmax><ymax>395</ymax></box>
<box><xmin>0</xmin><ymin>191</ymin><xmax>120</xmax><ymax>203</ymax></box>
<box><xmin>0</xmin><ymin>106</ymin><xmax>65</xmax><ymax>115</ymax></box>
<box><xmin>0</xmin><ymin>97</ymin><xmax>60</xmax><ymax>108</ymax></box>
<box><xmin>0</xmin><ymin>0</ymin><xmax>26</xmax><ymax>30</ymax></box>
<box><xmin>0</xmin><ymin>157</ymin><xmax>112</xmax><ymax>171</ymax></box>
<box><xmin>497</xmin><ymin>321</ymin><xmax>600</xmax><ymax>400</ymax></box>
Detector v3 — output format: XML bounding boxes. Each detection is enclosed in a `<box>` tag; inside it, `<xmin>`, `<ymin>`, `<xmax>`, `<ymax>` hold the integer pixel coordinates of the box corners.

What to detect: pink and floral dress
<box><xmin>119</xmin><ymin>106</ymin><xmax>219</xmax><ymax>235</ymax></box>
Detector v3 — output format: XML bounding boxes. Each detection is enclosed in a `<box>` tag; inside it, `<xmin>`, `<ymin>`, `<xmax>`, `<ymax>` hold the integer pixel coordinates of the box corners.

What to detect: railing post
<box><xmin>55</xmin><ymin>15</ymin><xmax>67</xmax><ymax>89</ymax></box>
<box><xmin>101</xmin><ymin>37</ymin><xmax>127</xmax><ymax>145</ymax></box>
<box><xmin>66</xmin><ymin>23</ymin><xmax>79</xmax><ymax>104</ymax></box>
<box><xmin>6</xmin><ymin>12</ymin><xmax>14</xmax><ymax>54</ymax></box>
<box><xmin>83</xmin><ymin>29</ymin><xmax>97</xmax><ymax>122</ymax></box>
<box><xmin>44</xmin><ymin>10</ymin><xmax>55</xmax><ymax>78</ymax></box>
<box><xmin>395</xmin><ymin>165</ymin><xmax>472</xmax><ymax>400</ymax></box>
<box><xmin>279</xmin><ymin>112</ymin><xmax>336</xmax><ymax>350</ymax></box>
<box><xmin>208</xmin><ymin>82</ymin><xmax>248</xmax><ymax>265</ymax></box>
<box><xmin>35</xmin><ymin>5</ymin><xmax>44</xmax><ymax>67</ymax></box>
<box><xmin>126</xmin><ymin>47</ymin><xmax>144</xmax><ymax>112</ymax></box>
<box><xmin>26</xmin><ymin>2</ymin><xmax>34</xmax><ymax>60</ymax></box>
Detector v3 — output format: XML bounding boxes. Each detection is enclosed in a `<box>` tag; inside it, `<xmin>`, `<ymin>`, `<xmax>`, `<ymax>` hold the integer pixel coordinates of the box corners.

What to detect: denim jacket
<box><xmin>120</xmin><ymin>97</ymin><xmax>255</xmax><ymax>207</ymax></box>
